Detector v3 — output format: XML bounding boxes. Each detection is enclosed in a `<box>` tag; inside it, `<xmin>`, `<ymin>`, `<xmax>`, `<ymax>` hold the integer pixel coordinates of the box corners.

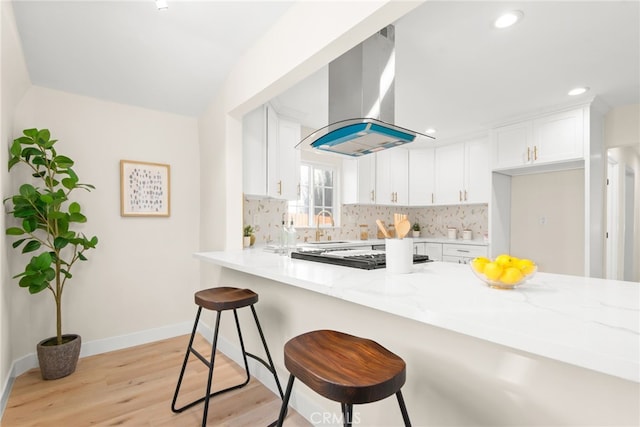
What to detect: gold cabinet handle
<box><xmin>459</xmin><ymin>190</ymin><xmax>462</xmax><ymax>202</ymax></box>
<box><xmin>370</xmin><ymin>189</ymin><xmax>375</xmax><ymax>202</ymax></box>
<box><xmin>277</xmin><ymin>180</ymin><xmax>282</xmax><ymax>195</ymax></box>
<box><xmin>431</xmin><ymin>193</ymin><xmax>434</xmax><ymax>204</ymax></box>
<box><xmin>297</xmin><ymin>183</ymin><xmax>301</xmax><ymax>196</ymax></box>
<box><xmin>534</xmin><ymin>145</ymin><xmax>538</xmax><ymax>161</ymax></box>
<box><xmin>527</xmin><ymin>147</ymin><xmax>531</xmax><ymax>162</ymax></box>
<box><xmin>464</xmin><ymin>190</ymin><xmax>468</xmax><ymax>201</ymax></box>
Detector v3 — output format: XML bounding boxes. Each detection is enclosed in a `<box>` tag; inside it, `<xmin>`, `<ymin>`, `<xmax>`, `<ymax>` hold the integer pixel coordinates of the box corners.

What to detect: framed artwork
<box><xmin>120</xmin><ymin>160</ymin><xmax>170</xmax><ymax>217</ymax></box>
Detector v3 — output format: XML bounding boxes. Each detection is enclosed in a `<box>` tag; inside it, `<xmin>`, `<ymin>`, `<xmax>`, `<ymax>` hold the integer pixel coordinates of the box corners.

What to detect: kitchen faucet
<box><xmin>315</xmin><ymin>209</ymin><xmax>334</xmax><ymax>241</ymax></box>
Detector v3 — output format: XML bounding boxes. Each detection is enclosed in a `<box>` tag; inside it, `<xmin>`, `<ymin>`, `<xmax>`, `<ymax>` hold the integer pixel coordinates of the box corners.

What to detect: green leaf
<box><xmin>53</xmin><ymin>155</ymin><xmax>74</xmax><ymax>168</ymax></box>
<box><xmin>68</xmin><ymin>202</ymin><xmax>81</xmax><ymax>214</ymax></box>
<box><xmin>44</xmin><ymin>139</ymin><xmax>57</xmax><ymax>149</ymax></box>
<box><xmin>6</xmin><ymin>227</ymin><xmax>24</xmax><ymax>235</ymax></box>
<box><xmin>37</xmin><ymin>129</ymin><xmax>50</xmax><ymax>144</ymax></box>
<box><xmin>32</xmin><ymin>252</ymin><xmax>52</xmax><ymax>270</ymax></box>
<box><xmin>12</xmin><ymin>238</ymin><xmax>26</xmax><ymax>248</ymax></box>
<box><xmin>23</xmin><ymin>128</ymin><xmax>38</xmax><ymax>138</ymax></box>
<box><xmin>8</xmin><ymin>156</ymin><xmax>20</xmax><ymax>171</ymax></box>
<box><xmin>89</xmin><ymin>236</ymin><xmax>99</xmax><ymax>246</ymax></box>
<box><xmin>22</xmin><ymin>240</ymin><xmax>41</xmax><ymax>253</ymax></box>
<box><xmin>39</xmin><ymin>193</ymin><xmax>54</xmax><ymax>204</ymax></box>
<box><xmin>10</xmin><ymin>140</ymin><xmax>22</xmax><ymax>157</ymax></box>
<box><xmin>22</xmin><ymin>218</ymin><xmax>37</xmax><ymax>233</ymax></box>
<box><xmin>78</xmin><ymin>252</ymin><xmax>87</xmax><ymax>261</ymax></box>
<box><xmin>44</xmin><ymin>177</ymin><xmax>59</xmax><ymax>188</ymax></box>
<box><xmin>29</xmin><ymin>280</ymin><xmax>50</xmax><ymax>294</ymax></box>
<box><xmin>48</xmin><ymin>211</ymin><xmax>66</xmax><ymax>220</ymax></box>
<box><xmin>53</xmin><ymin>237</ymin><xmax>69</xmax><ymax>249</ymax></box>
<box><xmin>61</xmin><ymin>177</ymin><xmax>77</xmax><ymax>190</ymax></box>
<box><xmin>69</xmin><ymin>212</ymin><xmax>86</xmax><ymax>223</ymax></box>
<box><xmin>19</xmin><ymin>184</ymin><xmax>36</xmax><ymax>198</ymax></box>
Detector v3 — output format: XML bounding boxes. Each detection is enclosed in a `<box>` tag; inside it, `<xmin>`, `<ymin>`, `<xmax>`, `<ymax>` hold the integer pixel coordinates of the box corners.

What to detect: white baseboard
<box><xmin>1</xmin><ymin>321</ymin><xmax>324</xmax><ymax>425</ymax></box>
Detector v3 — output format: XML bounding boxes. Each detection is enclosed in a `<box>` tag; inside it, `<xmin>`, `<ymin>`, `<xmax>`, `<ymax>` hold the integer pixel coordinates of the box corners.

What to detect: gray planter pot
<box><xmin>36</xmin><ymin>334</ymin><xmax>81</xmax><ymax>380</ymax></box>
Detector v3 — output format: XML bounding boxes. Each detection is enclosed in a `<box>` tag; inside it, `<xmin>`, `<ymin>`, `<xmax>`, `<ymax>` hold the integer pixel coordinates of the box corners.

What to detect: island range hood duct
<box><xmin>297</xmin><ymin>25</ymin><xmax>433</xmax><ymax>157</ymax></box>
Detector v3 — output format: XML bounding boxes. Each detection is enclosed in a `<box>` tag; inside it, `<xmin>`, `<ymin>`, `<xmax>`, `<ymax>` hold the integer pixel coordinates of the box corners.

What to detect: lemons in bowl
<box><xmin>471</xmin><ymin>254</ymin><xmax>536</xmax><ymax>289</ymax></box>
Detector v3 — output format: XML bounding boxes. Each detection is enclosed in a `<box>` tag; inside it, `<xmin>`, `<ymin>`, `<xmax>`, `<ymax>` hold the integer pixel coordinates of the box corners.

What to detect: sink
<box><xmin>307</xmin><ymin>241</ymin><xmax>349</xmax><ymax>245</ymax></box>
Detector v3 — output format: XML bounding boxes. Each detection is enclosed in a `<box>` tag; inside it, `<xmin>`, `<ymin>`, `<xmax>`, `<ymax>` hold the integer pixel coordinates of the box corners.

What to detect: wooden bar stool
<box><xmin>171</xmin><ymin>287</ymin><xmax>283</xmax><ymax>426</ymax></box>
<box><xmin>275</xmin><ymin>329</ymin><xmax>411</xmax><ymax>427</ymax></box>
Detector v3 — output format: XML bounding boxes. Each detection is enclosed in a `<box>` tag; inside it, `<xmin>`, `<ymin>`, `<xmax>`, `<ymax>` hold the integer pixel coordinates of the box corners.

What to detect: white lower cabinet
<box><xmin>442</xmin><ymin>243</ymin><xmax>488</xmax><ymax>264</ymax></box>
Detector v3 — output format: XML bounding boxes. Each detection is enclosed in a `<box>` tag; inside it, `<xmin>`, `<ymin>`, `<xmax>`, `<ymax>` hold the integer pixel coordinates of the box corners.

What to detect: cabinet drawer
<box><xmin>442</xmin><ymin>244</ymin><xmax>487</xmax><ymax>258</ymax></box>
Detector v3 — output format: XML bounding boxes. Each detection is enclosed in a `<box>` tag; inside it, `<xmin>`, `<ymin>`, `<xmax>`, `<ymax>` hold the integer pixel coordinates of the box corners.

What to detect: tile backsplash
<box><xmin>244</xmin><ymin>197</ymin><xmax>488</xmax><ymax>245</ymax></box>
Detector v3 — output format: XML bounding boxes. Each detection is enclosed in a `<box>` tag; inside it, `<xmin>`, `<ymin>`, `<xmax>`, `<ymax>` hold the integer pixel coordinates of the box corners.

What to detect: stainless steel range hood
<box><xmin>297</xmin><ymin>25</ymin><xmax>433</xmax><ymax>157</ymax></box>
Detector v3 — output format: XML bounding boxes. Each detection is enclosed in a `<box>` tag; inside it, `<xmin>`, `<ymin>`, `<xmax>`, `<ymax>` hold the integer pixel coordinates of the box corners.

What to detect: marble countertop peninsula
<box><xmin>195</xmin><ymin>249</ymin><xmax>639</xmax><ymax>382</ymax></box>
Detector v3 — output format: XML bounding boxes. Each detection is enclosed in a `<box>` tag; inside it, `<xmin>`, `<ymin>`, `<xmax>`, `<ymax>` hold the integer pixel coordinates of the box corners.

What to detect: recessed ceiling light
<box><xmin>155</xmin><ymin>0</ymin><xmax>168</xmax><ymax>11</ymax></box>
<box><xmin>568</xmin><ymin>87</ymin><xmax>590</xmax><ymax>96</ymax></box>
<box><xmin>425</xmin><ymin>128</ymin><xmax>437</xmax><ymax>135</ymax></box>
<box><xmin>494</xmin><ymin>11</ymin><xmax>523</xmax><ymax>29</ymax></box>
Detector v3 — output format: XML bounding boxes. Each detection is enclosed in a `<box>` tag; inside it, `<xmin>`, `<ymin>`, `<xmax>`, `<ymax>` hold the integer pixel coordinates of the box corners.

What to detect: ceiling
<box><xmin>12</xmin><ymin>0</ymin><xmax>294</xmax><ymax>117</ymax></box>
<box><xmin>274</xmin><ymin>1</ymin><xmax>640</xmax><ymax>144</ymax></box>
<box><xmin>12</xmin><ymin>1</ymin><xmax>640</xmax><ymax>145</ymax></box>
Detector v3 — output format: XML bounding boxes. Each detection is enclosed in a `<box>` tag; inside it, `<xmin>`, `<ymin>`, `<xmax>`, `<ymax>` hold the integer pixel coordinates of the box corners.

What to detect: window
<box><xmin>288</xmin><ymin>162</ymin><xmax>338</xmax><ymax>228</ymax></box>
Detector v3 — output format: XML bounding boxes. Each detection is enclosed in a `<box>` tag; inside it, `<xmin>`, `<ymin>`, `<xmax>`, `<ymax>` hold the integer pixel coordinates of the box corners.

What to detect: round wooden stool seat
<box><xmin>284</xmin><ymin>329</ymin><xmax>406</xmax><ymax>404</ymax></box>
<box><xmin>194</xmin><ymin>287</ymin><xmax>258</xmax><ymax>311</ymax></box>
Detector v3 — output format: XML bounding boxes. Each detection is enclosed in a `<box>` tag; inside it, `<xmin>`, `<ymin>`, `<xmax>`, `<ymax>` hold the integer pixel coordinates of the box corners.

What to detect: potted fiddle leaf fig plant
<box><xmin>4</xmin><ymin>128</ymin><xmax>98</xmax><ymax>380</ymax></box>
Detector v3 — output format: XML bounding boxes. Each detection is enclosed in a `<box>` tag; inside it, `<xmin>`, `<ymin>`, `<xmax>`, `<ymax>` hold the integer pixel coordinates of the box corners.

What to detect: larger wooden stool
<box><xmin>171</xmin><ymin>287</ymin><xmax>283</xmax><ymax>426</ymax></box>
<box><xmin>275</xmin><ymin>329</ymin><xmax>411</xmax><ymax>427</ymax></box>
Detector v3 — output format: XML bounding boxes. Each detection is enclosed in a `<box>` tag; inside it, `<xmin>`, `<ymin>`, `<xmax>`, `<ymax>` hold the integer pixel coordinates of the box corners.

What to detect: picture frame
<box><xmin>120</xmin><ymin>160</ymin><xmax>170</xmax><ymax>217</ymax></box>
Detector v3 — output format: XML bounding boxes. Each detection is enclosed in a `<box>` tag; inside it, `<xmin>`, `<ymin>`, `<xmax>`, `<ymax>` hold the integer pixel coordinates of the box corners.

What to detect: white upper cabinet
<box><xmin>376</xmin><ymin>148</ymin><xmax>409</xmax><ymax>205</ymax></box>
<box><xmin>492</xmin><ymin>121</ymin><xmax>532</xmax><ymax>169</ymax></box>
<box><xmin>243</xmin><ymin>104</ymin><xmax>269</xmax><ymax>196</ymax></box>
<box><xmin>342</xmin><ymin>155</ymin><xmax>376</xmax><ymax>204</ymax></box>
<box><xmin>492</xmin><ymin>107</ymin><xmax>585</xmax><ymax>171</ymax></box>
<box><xmin>243</xmin><ymin>103</ymin><xmax>300</xmax><ymax>200</ymax></box>
<box><xmin>273</xmin><ymin>117</ymin><xmax>301</xmax><ymax>200</ymax></box>
<box><xmin>464</xmin><ymin>138</ymin><xmax>490</xmax><ymax>203</ymax></box>
<box><xmin>435</xmin><ymin>143</ymin><xmax>465</xmax><ymax>204</ymax></box>
<box><xmin>532</xmin><ymin>108</ymin><xmax>584</xmax><ymax>164</ymax></box>
<box><xmin>409</xmin><ymin>148</ymin><xmax>435</xmax><ymax>206</ymax></box>
<box><xmin>434</xmin><ymin>138</ymin><xmax>490</xmax><ymax>205</ymax></box>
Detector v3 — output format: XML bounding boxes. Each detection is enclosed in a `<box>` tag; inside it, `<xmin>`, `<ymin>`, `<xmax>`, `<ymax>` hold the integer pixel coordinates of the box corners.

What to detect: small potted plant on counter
<box><xmin>243</xmin><ymin>225</ymin><xmax>254</xmax><ymax>247</ymax></box>
<box><xmin>412</xmin><ymin>222</ymin><xmax>421</xmax><ymax>238</ymax></box>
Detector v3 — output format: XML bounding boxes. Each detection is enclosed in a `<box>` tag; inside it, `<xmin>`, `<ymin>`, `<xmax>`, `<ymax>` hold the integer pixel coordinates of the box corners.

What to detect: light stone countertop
<box><xmin>195</xmin><ymin>249</ymin><xmax>639</xmax><ymax>383</ymax></box>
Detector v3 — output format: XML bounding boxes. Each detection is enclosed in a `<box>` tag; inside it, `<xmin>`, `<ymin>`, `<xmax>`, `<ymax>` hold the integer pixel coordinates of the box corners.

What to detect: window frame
<box><xmin>288</xmin><ymin>161</ymin><xmax>340</xmax><ymax>228</ymax></box>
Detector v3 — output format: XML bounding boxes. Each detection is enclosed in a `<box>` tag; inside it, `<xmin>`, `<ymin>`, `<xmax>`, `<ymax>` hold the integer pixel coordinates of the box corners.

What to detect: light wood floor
<box><xmin>2</xmin><ymin>334</ymin><xmax>310</xmax><ymax>426</ymax></box>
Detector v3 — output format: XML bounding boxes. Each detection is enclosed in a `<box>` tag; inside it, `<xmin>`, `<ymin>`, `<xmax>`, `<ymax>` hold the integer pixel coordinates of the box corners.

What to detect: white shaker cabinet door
<box><xmin>409</xmin><ymin>148</ymin><xmax>435</xmax><ymax>206</ymax></box>
<box><xmin>464</xmin><ymin>138</ymin><xmax>490</xmax><ymax>204</ymax></box>
<box><xmin>492</xmin><ymin>121</ymin><xmax>532</xmax><ymax>170</ymax></box>
<box><xmin>435</xmin><ymin>143</ymin><xmax>465</xmax><ymax>204</ymax></box>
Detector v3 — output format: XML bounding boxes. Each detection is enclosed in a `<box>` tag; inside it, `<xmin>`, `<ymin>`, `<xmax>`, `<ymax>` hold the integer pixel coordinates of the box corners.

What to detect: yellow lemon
<box><xmin>500</xmin><ymin>267</ymin><xmax>524</xmax><ymax>285</ymax></box>
<box><xmin>483</xmin><ymin>262</ymin><xmax>503</xmax><ymax>281</ymax></box>
<box><xmin>517</xmin><ymin>259</ymin><xmax>536</xmax><ymax>276</ymax></box>
<box><xmin>494</xmin><ymin>254</ymin><xmax>515</xmax><ymax>268</ymax></box>
<box><xmin>471</xmin><ymin>257</ymin><xmax>490</xmax><ymax>274</ymax></box>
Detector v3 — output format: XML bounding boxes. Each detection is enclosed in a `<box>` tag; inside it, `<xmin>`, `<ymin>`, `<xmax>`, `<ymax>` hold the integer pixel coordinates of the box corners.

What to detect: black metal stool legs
<box><xmin>171</xmin><ymin>306</ymin><xmax>204</xmax><ymax>413</ymax></box>
<box><xmin>172</xmin><ymin>303</ymin><xmax>284</xmax><ymax>426</ymax></box>
<box><xmin>274</xmin><ymin>374</ymin><xmax>295</xmax><ymax>427</ymax></box>
<box><xmin>396</xmin><ymin>390</ymin><xmax>412</xmax><ymax>427</ymax></box>
<box><xmin>248</xmin><ymin>305</ymin><xmax>284</xmax><ymax>399</ymax></box>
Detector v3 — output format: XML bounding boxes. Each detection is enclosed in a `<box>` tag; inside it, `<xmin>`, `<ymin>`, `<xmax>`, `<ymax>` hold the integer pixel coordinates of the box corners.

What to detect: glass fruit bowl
<box><xmin>470</xmin><ymin>256</ymin><xmax>537</xmax><ymax>289</ymax></box>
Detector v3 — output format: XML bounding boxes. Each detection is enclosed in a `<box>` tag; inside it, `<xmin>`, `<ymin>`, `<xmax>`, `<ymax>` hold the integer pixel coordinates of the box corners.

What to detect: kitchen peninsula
<box><xmin>196</xmin><ymin>249</ymin><xmax>639</xmax><ymax>426</ymax></box>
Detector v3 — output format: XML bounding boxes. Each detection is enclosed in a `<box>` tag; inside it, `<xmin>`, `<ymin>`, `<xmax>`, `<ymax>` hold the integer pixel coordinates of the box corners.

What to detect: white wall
<box><xmin>510</xmin><ymin>169</ymin><xmax>585</xmax><ymax>275</ymax></box>
<box><xmin>9</xmin><ymin>86</ymin><xmax>201</xmax><ymax>360</ymax></box>
<box><xmin>605</xmin><ymin>105</ymin><xmax>640</xmax><ymax>282</ymax></box>
<box><xmin>0</xmin><ymin>0</ymin><xmax>31</xmax><ymax>413</ymax></box>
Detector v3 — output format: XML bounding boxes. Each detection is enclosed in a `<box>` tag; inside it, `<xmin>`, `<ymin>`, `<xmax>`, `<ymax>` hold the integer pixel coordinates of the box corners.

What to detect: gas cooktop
<box><xmin>290</xmin><ymin>248</ymin><xmax>431</xmax><ymax>270</ymax></box>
